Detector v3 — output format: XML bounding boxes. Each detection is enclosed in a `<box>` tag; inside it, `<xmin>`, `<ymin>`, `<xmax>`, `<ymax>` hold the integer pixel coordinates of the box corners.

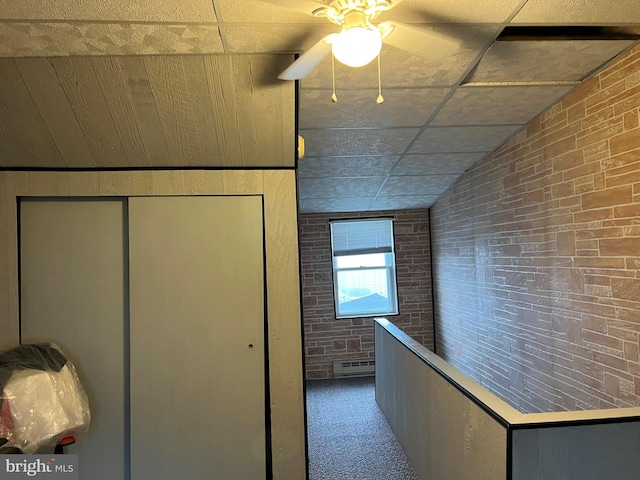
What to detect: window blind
<box><xmin>330</xmin><ymin>218</ymin><xmax>393</xmax><ymax>256</ymax></box>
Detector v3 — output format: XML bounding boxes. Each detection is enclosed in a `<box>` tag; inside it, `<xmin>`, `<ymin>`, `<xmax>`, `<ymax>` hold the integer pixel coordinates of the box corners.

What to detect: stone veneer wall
<box><xmin>300</xmin><ymin>209</ymin><xmax>433</xmax><ymax>379</ymax></box>
<box><xmin>430</xmin><ymin>44</ymin><xmax>640</xmax><ymax>412</ymax></box>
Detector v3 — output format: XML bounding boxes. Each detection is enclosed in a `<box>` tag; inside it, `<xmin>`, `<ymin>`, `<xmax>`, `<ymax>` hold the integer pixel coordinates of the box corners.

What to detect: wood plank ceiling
<box><xmin>0</xmin><ymin>55</ymin><xmax>295</xmax><ymax>169</ymax></box>
<box><xmin>0</xmin><ymin>0</ymin><xmax>639</xmax><ymax>213</ymax></box>
<box><xmin>0</xmin><ymin>55</ymin><xmax>294</xmax><ymax>168</ymax></box>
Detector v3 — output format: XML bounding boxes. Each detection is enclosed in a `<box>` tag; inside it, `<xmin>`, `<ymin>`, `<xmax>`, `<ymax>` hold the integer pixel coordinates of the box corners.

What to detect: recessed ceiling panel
<box><xmin>300</xmin><ymin>128</ymin><xmax>419</xmax><ymax>156</ymax></box>
<box><xmin>299</xmin><ymin>196</ymin><xmax>375</xmax><ymax>214</ymax></box>
<box><xmin>512</xmin><ymin>0</ymin><xmax>640</xmax><ymax>24</ymax></box>
<box><xmin>378</xmin><ymin>175</ymin><xmax>461</xmax><ymax>196</ymax></box>
<box><xmin>0</xmin><ymin>23</ymin><xmax>224</xmax><ymax>57</ymax></box>
<box><xmin>299</xmin><ymin>88</ymin><xmax>450</xmax><ymax>129</ymax></box>
<box><xmin>393</xmin><ymin>153</ymin><xmax>486</xmax><ymax>175</ymax></box>
<box><xmin>298</xmin><ymin>156</ymin><xmax>399</xmax><ymax>178</ymax></box>
<box><xmin>409</xmin><ymin>125</ymin><xmax>522</xmax><ymax>153</ymax></box>
<box><xmin>431</xmin><ymin>85</ymin><xmax>573</xmax><ymax>126</ymax></box>
<box><xmin>0</xmin><ymin>0</ymin><xmax>217</xmax><ymax>22</ymax></box>
<box><xmin>375</xmin><ymin>0</ymin><xmax>525</xmax><ymax>23</ymax></box>
<box><xmin>300</xmin><ymin>25</ymin><xmax>500</xmax><ymax>89</ymax></box>
<box><xmin>469</xmin><ymin>40</ymin><xmax>636</xmax><ymax>82</ymax></box>
<box><xmin>370</xmin><ymin>195</ymin><xmax>440</xmax><ymax>211</ymax></box>
<box><xmin>298</xmin><ymin>176</ymin><xmax>386</xmax><ymax>198</ymax></box>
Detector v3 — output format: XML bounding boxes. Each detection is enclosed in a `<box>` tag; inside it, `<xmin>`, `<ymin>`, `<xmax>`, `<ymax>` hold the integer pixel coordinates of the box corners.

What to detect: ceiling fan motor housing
<box><xmin>321</xmin><ymin>0</ymin><xmax>394</xmax><ymax>24</ymax></box>
<box><xmin>343</xmin><ymin>10</ymin><xmax>369</xmax><ymax>29</ymax></box>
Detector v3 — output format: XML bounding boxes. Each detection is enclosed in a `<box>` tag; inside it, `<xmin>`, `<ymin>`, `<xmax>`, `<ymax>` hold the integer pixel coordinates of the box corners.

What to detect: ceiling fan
<box><xmin>262</xmin><ymin>0</ymin><xmax>462</xmax><ymax>80</ymax></box>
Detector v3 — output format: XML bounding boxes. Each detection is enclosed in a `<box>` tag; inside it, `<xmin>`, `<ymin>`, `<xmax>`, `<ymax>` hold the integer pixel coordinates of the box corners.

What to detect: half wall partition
<box><xmin>375</xmin><ymin>318</ymin><xmax>640</xmax><ymax>480</ymax></box>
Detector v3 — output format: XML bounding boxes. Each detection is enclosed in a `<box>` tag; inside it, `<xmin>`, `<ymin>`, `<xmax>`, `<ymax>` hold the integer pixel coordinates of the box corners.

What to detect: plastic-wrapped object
<box><xmin>0</xmin><ymin>343</ymin><xmax>90</xmax><ymax>454</ymax></box>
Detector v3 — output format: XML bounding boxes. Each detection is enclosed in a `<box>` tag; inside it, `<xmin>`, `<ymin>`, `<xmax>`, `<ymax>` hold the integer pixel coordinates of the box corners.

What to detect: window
<box><xmin>330</xmin><ymin>218</ymin><xmax>398</xmax><ymax>318</ymax></box>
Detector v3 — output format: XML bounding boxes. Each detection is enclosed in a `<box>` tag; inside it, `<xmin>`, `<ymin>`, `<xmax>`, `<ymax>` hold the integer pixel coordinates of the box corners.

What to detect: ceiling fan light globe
<box><xmin>332</xmin><ymin>25</ymin><xmax>382</xmax><ymax>67</ymax></box>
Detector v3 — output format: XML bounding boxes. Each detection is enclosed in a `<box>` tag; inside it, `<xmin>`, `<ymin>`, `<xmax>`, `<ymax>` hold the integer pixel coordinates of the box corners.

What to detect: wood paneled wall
<box><xmin>375</xmin><ymin>319</ymin><xmax>509</xmax><ymax>480</ymax></box>
<box><xmin>0</xmin><ymin>169</ymin><xmax>305</xmax><ymax>479</ymax></box>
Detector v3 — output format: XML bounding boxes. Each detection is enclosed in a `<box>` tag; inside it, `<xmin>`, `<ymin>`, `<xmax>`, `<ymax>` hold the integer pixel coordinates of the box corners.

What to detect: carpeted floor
<box><xmin>306</xmin><ymin>376</ymin><xmax>419</xmax><ymax>480</ymax></box>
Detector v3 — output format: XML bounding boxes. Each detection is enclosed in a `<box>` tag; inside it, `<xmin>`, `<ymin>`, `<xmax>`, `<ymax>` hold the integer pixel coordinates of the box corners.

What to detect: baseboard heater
<box><xmin>333</xmin><ymin>359</ymin><xmax>375</xmax><ymax>378</ymax></box>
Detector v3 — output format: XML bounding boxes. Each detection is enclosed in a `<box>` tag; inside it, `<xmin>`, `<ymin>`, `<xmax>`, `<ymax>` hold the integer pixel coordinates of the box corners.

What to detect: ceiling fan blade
<box><xmin>379</xmin><ymin>22</ymin><xmax>461</xmax><ymax>60</ymax></box>
<box><xmin>259</xmin><ymin>0</ymin><xmax>329</xmax><ymax>16</ymax></box>
<box><xmin>278</xmin><ymin>34</ymin><xmax>335</xmax><ymax>80</ymax></box>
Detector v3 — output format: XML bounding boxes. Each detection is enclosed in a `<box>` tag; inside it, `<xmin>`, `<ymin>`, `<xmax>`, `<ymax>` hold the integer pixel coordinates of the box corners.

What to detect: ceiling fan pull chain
<box><xmin>331</xmin><ymin>54</ymin><xmax>338</xmax><ymax>102</ymax></box>
<box><xmin>376</xmin><ymin>52</ymin><xmax>384</xmax><ymax>104</ymax></box>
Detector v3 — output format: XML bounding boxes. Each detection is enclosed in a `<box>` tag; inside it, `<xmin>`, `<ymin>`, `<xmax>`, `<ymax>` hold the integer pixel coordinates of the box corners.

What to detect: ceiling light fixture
<box><xmin>275</xmin><ymin>0</ymin><xmax>463</xmax><ymax>83</ymax></box>
<box><xmin>331</xmin><ymin>10</ymin><xmax>382</xmax><ymax>67</ymax></box>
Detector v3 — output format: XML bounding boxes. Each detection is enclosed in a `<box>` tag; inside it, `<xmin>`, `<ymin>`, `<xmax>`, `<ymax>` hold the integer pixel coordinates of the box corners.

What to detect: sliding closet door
<box><xmin>20</xmin><ymin>199</ymin><xmax>126</xmax><ymax>479</ymax></box>
<box><xmin>128</xmin><ymin>196</ymin><xmax>266</xmax><ymax>479</ymax></box>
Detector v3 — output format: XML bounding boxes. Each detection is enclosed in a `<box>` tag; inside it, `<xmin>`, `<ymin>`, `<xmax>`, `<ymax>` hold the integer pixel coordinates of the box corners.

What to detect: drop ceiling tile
<box><xmin>298</xmin><ymin>176</ymin><xmax>386</xmax><ymax>198</ymax></box>
<box><xmin>300</xmin><ymin>128</ymin><xmax>419</xmax><ymax>156</ymax></box>
<box><xmin>213</xmin><ymin>0</ymin><xmax>328</xmax><ymax>23</ymax></box>
<box><xmin>221</xmin><ymin>23</ymin><xmax>335</xmax><ymax>53</ymax></box>
<box><xmin>218</xmin><ymin>0</ymin><xmax>522</xmax><ymax>24</ymax></box>
<box><xmin>409</xmin><ymin>125</ymin><xmax>522</xmax><ymax>153</ymax></box>
<box><xmin>431</xmin><ymin>85</ymin><xmax>573</xmax><ymax>126</ymax></box>
<box><xmin>0</xmin><ymin>23</ymin><xmax>225</xmax><ymax>57</ymax></box>
<box><xmin>299</xmin><ymin>196</ymin><xmax>375</xmax><ymax>214</ymax></box>
<box><xmin>375</xmin><ymin>0</ymin><xmax>525</xmax><ymax>23</ymax></box>
<box><xmin>393</xmin><ymin>153</ymin><xmax>486</xmax><ymax>175</ymax></box>
<box><xmin>469</xmin><ymin>40</ymin><xmax>636</xmax><ymax>83</ymax></box>
<box><xmin>378</xmin><ymin>175</ymin><xmax>460</xmax><ymax>196</ymax></box>
<box><xmin>299</xmin><ymin>88</ymin><xmax>450</xmax><ymax>129</ymax></box>
<box><xmin>370</xmin><ymin>195</ymin><xmax>440</xmax><ymax>211</ymax></box>
<box><xmin>300</xmin><ymin>25</ymin><xmax>500</xmax><ymax>89</ymax></box>
<box><xmin>298</xmin><ymin>156</ymin><xmax>399</xmax><ymax>178</ymax></box>
<box><xmin>0</xmin><ymin>0</ymin><xmax>217</xmax><ymax>22</ymax></box>
<box><xmin>512</xmin><ymin>0</ymin><xmax>640</xmax><ymax>24</ymax></box>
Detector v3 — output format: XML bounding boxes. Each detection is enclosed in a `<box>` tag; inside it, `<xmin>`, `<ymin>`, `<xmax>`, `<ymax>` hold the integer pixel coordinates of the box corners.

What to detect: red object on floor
<box><xmin>58</xmin><ymin>436</ymin><xmax>76</xmax><ymax>446</ymax></box>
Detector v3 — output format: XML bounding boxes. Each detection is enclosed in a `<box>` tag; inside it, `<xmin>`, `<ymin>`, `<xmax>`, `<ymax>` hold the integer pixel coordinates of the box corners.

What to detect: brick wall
<box><xmin>300</xmin><ymin>209</ymin><xmax>433</xmax><ymax>379</ymax></box>
<box><xmin>430</xmin><ymin>44</ymin><xmax>640</xmax><ymax>412</ymax></box>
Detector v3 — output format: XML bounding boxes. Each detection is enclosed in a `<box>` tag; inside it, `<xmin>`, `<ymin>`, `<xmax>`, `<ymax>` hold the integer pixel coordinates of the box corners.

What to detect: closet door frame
<box><xmin>19</xmin><ymin>194</ymin><xmax>271</xmax><ymax>479</ymax></box>
<box><xmin>0</xmin><ymin>170</ymin><xmax>306</xmax><ymax>480</ymax></box>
